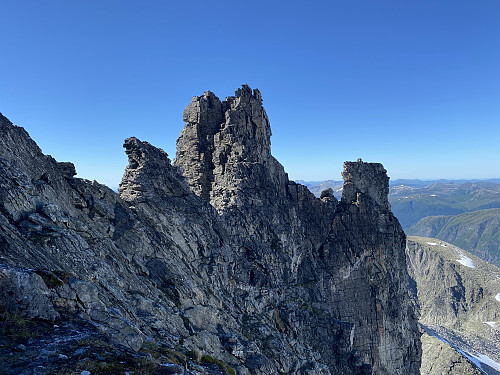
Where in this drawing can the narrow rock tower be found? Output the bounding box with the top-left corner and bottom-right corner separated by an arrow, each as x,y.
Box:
175,85 -> 422,374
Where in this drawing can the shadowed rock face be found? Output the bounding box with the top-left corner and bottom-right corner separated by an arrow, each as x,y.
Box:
0,86 -> 420,375
175,85 -> 282,211
175,85 -> 421,374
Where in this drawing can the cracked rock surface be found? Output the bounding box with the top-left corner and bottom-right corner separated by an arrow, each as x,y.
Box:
0,86 -> 420,374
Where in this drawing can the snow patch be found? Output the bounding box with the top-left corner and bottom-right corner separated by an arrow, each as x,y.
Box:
455,348 -> 486,373
440,243 -> 447,247
423,324 -> 500,374
457,253 -> 475,268
485,322 -> 496,328
430,194 -> 438,197
495,293 -> 500,302
427,242 -> 437,246
473,353 -> 500,372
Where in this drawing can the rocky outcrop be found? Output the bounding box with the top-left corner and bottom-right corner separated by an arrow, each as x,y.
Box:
341,160 -> 390,211
420,332 -> 483,375
0,86 -> 420,375
0,265 -> 59,321
407,237 -> 500,374
176,85 -> 286,212
175,86 -> 420,374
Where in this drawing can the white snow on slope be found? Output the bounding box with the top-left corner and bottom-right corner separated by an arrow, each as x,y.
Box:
427,242 -> 437,246
455,348 -> 487,374
472,353 -> 500,372
457,253 -> 475,268
485,322 -> 496,328
423,325 -> 500,374
496,293 -> 500,302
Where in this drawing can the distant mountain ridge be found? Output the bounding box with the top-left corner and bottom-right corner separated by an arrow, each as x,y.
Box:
390,181 -> 500,229
295,180 -> 343,199
299,179 -> 500,230
299,178 -> 500,188
407,208 -> 500,266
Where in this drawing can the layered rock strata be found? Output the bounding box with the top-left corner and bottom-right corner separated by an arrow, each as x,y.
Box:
0,86 -> 420,374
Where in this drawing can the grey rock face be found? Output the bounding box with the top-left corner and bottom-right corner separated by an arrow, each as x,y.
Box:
342,160 -> 390,210
407,237 -> 500,374
176,84 -> 283,212
0,265 -> 59,321
175,86 -> 420,374
420,332 -> 483,375
0,86 -> 420,375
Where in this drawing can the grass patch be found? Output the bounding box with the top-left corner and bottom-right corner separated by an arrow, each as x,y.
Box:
0,313 -> 45,342
74,358 -> 157,375
34,270 -> 65,288
201,354 -> 236,375
140,341 -> 187,366
73,337 -> 115,351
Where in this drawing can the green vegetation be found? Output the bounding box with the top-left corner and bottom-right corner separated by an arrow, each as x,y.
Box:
141,340 -> 187,365
200,354 -> 236,375
0,312 -> 45,342
74,359 -> 157,375
389,182 -> 500,229
34,270 -> 65,288
407,208 -> 500,265
185,350 -> 235,375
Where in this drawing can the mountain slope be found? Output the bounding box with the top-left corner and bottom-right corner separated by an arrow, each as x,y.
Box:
406,236 -> 500,374
0,86 -> 421,374
407,208 -> 500,266
391,182 -> 500,229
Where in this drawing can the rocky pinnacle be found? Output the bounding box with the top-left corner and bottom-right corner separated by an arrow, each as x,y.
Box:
0,88 -> 421,374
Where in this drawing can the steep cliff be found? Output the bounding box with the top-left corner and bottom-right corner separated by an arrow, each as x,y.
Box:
0,86 -> 420,374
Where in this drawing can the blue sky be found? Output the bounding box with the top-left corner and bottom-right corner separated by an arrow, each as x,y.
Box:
1,1 -> 499,189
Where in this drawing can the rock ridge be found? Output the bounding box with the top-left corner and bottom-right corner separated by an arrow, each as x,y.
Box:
0,88 -> 420,374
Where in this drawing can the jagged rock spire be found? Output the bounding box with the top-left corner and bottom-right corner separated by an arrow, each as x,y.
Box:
341,160 -> 390,210
175,84 -> 287,211
119,137 -> 191,203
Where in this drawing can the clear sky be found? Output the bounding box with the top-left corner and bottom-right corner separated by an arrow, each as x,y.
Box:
1,1 -> 499,189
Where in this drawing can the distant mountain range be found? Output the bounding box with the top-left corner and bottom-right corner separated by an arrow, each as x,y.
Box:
389,181 -> 500,229
408,208 -> 500,267
299,179 -> 500,229
407,236 -> 500,375
298,178 -> 500,191
295,180 -> 344,198
300,179 -> 500,270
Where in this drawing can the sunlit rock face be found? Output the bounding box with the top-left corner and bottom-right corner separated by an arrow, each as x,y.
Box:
0,87 -> 420,374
